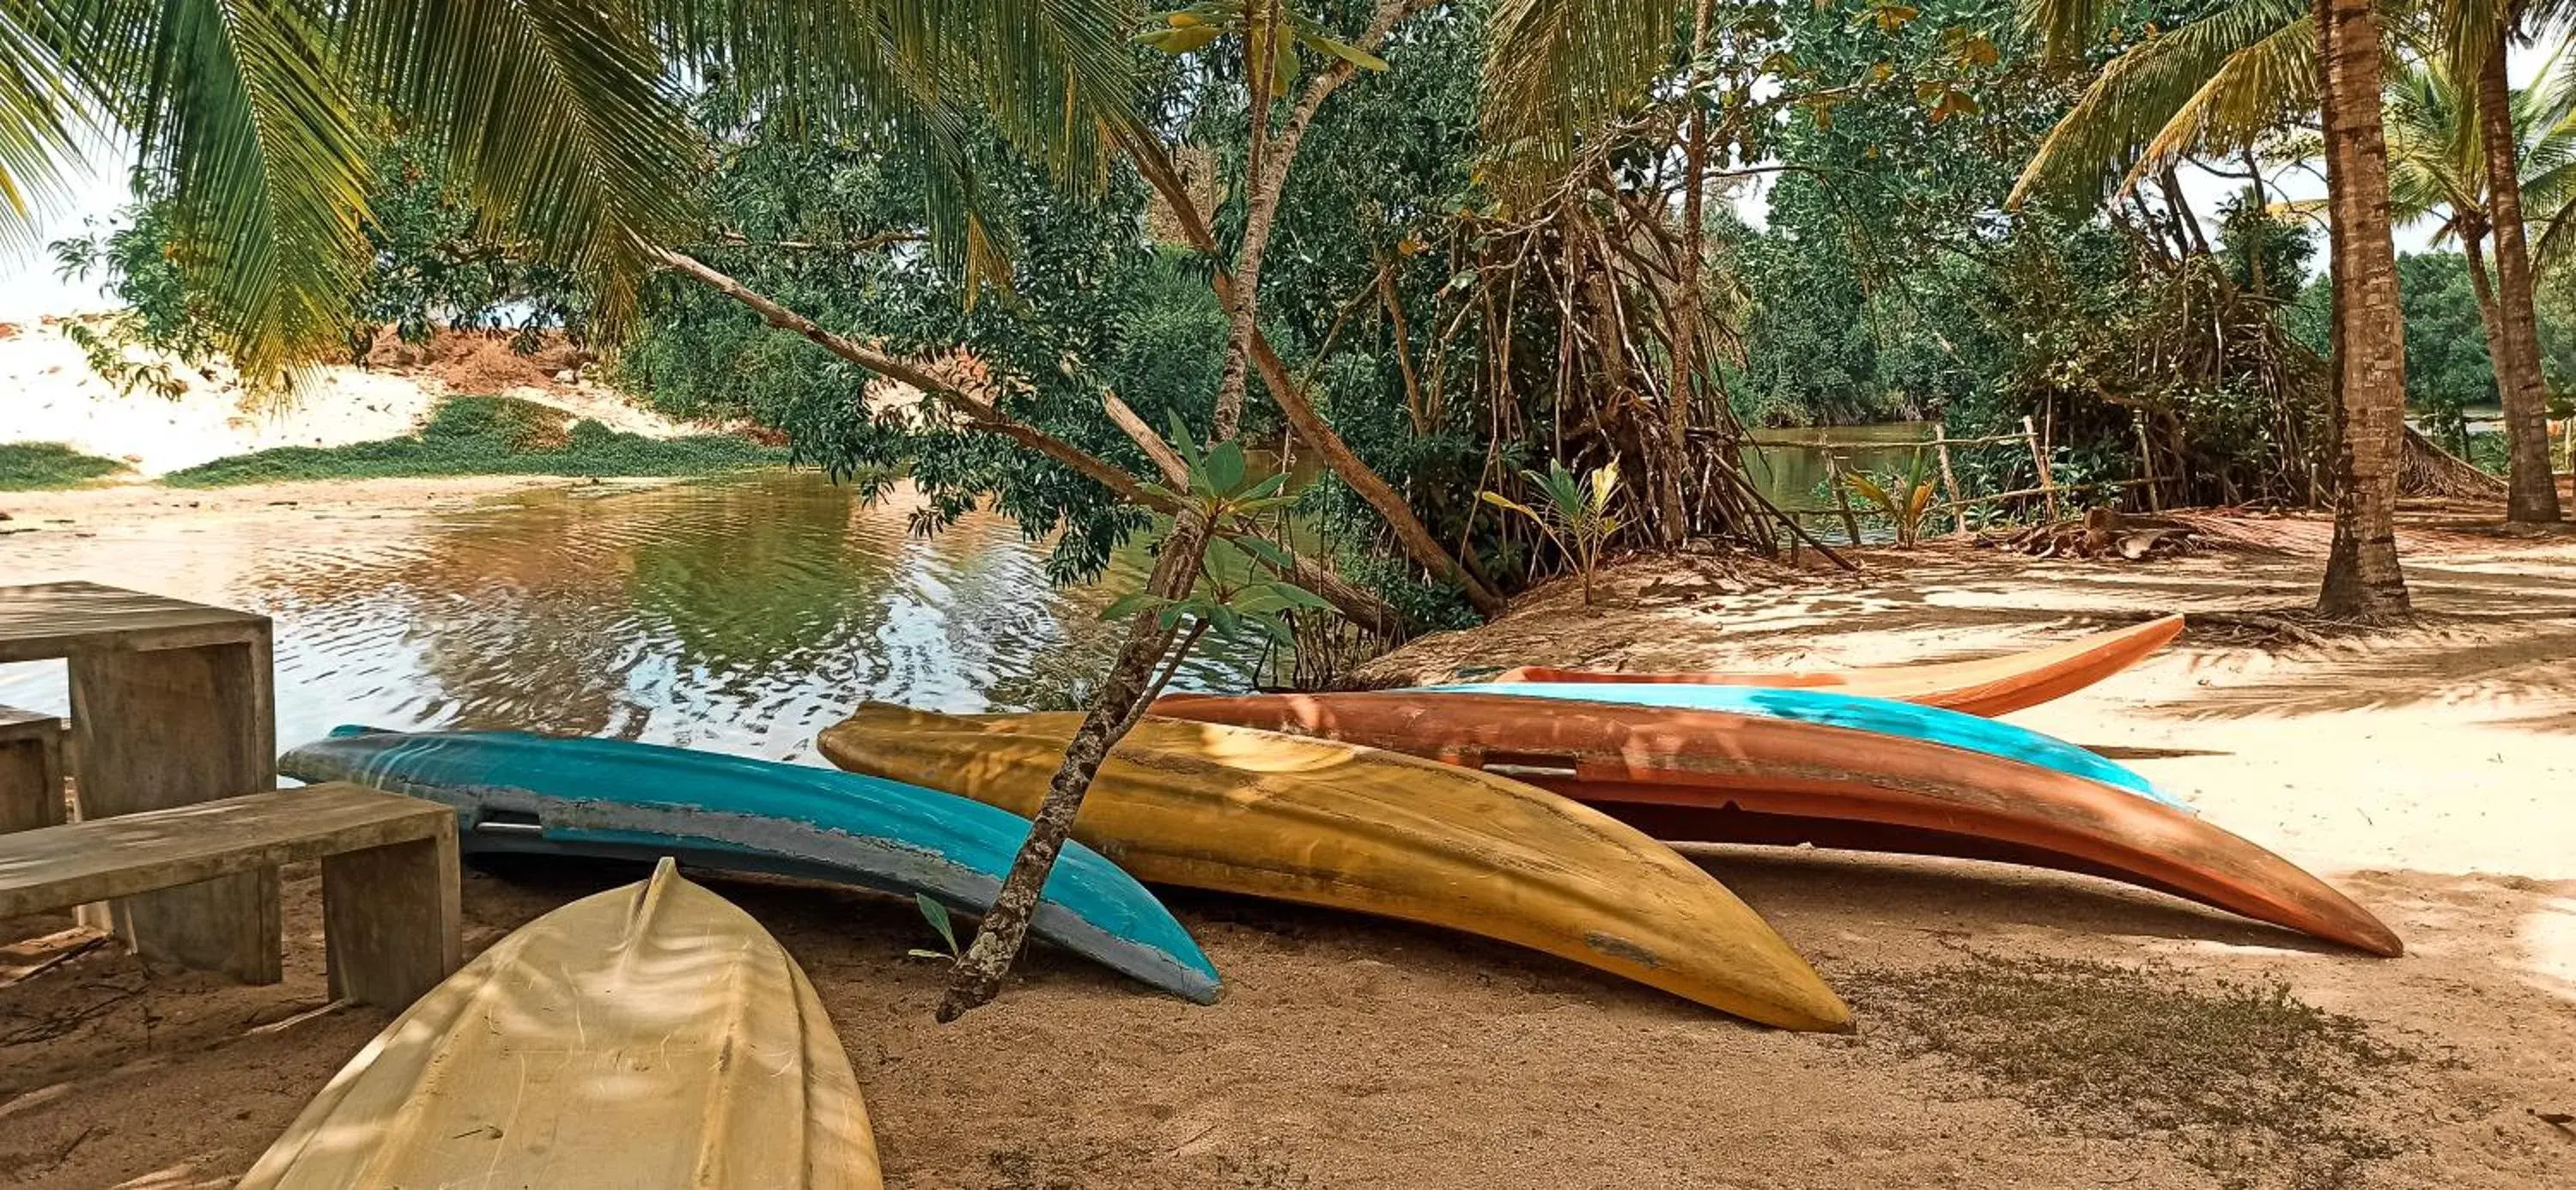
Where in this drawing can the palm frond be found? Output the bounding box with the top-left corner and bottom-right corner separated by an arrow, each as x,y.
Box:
343,0 -> 702,330
50,0 -> 374,383
2010,0 -> 2310,209
0,3 -> 88,252
2022,0 -> 2117,63
1479,0 -> 1674,159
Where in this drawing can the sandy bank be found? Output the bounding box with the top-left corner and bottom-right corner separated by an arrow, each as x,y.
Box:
0,506 -> 2571,1188
0,320 -> 700,477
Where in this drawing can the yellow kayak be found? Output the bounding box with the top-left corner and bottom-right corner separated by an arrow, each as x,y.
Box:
819,705 -> 1850,1031
239,859 -> 880,1188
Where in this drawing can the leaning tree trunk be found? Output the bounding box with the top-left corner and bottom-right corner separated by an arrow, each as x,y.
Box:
2464,227 -> 2505,357
938,0 -> 1424,1020
2475,22 -> 2564,523
2316,0 -> 2413,618
934,514 -> 1208,1020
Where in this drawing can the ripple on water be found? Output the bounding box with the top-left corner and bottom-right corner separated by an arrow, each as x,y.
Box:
0,472 -> 1265,761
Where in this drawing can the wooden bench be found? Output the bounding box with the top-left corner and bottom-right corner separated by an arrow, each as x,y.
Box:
0,783 -> 461,1008
0,707 -> 64,834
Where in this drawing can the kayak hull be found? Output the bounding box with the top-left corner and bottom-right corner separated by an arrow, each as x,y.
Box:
818,704 -> 1852,1031
1410,680 -> 2175,807
1492,614 -> 2186,717
240,859 -> 881,1189
1144,690 -> 2401,957
282,727 -> 1220,1004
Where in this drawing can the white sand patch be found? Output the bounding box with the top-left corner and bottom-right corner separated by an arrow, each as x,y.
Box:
0,319 -> 695,477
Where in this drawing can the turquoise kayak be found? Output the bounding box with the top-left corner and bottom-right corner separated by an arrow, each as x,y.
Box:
281,726 -> 1221,1004
1414,683 -> 2182,809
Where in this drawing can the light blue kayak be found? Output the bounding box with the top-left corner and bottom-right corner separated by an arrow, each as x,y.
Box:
281,726 -> 1221,1004
1413,683 -> 2184,810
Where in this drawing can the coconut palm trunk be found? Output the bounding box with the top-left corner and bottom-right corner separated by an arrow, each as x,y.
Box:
2464,227 -> 2509,452
2473,19 -> 2564,522
2317,0 -> 2415,618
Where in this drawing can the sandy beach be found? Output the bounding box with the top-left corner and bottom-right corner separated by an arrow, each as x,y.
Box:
1,501 -> 2572,1188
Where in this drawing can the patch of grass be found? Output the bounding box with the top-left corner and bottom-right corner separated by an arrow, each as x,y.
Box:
1862,954 -> 2415,1189
161,396 -> 786,488
0,442 -> 129,490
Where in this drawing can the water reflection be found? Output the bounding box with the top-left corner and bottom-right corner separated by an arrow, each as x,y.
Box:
0,472 -> 1260,762
1741,422 -> 1941,515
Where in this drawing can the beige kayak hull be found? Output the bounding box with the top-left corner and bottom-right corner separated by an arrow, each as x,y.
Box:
1493,615 -> 2186,716
239,859 -> 879,1189
819,705 -> 1850,1031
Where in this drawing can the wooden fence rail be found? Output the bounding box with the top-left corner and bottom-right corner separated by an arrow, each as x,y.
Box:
1761,423 -> 2146,546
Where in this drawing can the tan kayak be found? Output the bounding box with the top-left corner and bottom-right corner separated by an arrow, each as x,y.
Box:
818,705 -> 1850,1031
239,859 -> 880,1189
1492,615 -> 2185,717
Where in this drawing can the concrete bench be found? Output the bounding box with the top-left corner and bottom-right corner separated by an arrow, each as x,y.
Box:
0,707 -> 64,834
0,783 -> 461,1008
3,582 -> 278,979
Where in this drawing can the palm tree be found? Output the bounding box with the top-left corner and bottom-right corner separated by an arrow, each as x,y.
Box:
0,1 -> 1375,1017
2016,0 -> 2413,617
2453,0 -> 2562,522
2383,51 -> 2576,474
0,3 -> 1142,381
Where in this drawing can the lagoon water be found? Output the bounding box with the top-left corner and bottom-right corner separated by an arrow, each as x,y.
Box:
0,471 -> 1263,763
1741,421 -> 1943,515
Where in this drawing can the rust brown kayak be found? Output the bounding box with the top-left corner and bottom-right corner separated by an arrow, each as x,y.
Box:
1148,689 -> 2402,956
1492,615 -> 2185,717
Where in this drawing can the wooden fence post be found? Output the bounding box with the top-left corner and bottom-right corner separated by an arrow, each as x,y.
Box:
1933,428 -> 1966,535
2022,415 -> 2060,523
2133,418 -> 2161,512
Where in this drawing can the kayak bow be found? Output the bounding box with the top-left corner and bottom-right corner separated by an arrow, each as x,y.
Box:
240,859 -> 882,1188
283,726 -> 1221,1004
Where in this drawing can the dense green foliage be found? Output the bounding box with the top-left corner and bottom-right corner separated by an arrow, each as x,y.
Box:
2397,253 -> 2500,452
162,397 -> 781,488
0,442 -> 130,490
46,0 -> 2564,613
614,83 -> 1200,585
54,140 -> 587,374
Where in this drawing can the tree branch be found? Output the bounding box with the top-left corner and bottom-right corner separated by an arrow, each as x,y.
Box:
648,246 -> 1405,635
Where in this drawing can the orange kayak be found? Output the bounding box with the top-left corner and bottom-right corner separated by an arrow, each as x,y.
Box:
1149,689 -> 2401,956
1491,615 -> 2185,717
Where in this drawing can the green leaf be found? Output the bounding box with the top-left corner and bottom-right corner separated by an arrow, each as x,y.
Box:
1200,440 -> 1248,495
1301,33 -> 1388,71
1102,592 -> 1169,621
1154,25 -> 1221,53
1267,581 -> 1333,610
914,892 -> 960,956
1232,536 -> 1296,570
